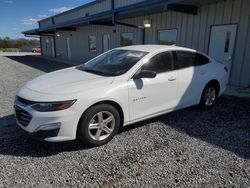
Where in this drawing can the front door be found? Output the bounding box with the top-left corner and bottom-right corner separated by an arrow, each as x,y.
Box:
128,51 -> 178,121
103,34 -> 111,52
66,37 -> 71,61
209,24 -> 237,83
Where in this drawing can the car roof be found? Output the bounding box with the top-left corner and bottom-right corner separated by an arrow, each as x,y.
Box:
116,45 -> 196,53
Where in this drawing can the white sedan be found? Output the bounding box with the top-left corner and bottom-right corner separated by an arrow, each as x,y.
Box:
14,45 -> 228,146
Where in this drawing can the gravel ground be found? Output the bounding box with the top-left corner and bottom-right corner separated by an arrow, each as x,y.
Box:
0,54 -> 250,188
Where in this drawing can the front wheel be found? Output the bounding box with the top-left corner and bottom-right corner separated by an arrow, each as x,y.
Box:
200,84 -> 218,109
77,104 -> 120,147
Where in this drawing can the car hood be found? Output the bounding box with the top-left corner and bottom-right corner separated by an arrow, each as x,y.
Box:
25,67 -> 115,95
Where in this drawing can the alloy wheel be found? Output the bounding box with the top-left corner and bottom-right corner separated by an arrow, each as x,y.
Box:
88,111 -> 115,141
204,87 -> 216,107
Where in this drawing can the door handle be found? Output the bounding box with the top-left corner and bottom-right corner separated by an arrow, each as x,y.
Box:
168,77 -> 176,81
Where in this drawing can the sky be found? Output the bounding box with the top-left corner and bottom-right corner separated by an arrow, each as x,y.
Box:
0,0 -> 94,39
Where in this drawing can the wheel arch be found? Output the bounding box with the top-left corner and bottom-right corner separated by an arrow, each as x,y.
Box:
205,79 -> 220,95
200,79 -> 220,103
77,100 -> 125,135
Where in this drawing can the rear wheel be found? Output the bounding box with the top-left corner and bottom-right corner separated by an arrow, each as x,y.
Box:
200,83 -> 218,109
77,104 -> 120,147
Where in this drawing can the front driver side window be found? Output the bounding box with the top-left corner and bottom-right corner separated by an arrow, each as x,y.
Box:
141,51 -> 173,73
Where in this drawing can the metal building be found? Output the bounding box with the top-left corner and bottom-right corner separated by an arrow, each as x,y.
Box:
23,0 -> 250,87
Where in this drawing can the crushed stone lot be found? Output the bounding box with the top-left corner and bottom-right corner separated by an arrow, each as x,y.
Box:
0,54 -> 250,187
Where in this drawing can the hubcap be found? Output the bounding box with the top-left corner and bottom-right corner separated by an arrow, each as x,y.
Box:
88,111 -> 115,141
204,87 -> 216,107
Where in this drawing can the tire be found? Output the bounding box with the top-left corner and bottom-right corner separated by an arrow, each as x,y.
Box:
77,104 -> 120,147
199,83 -> 219,109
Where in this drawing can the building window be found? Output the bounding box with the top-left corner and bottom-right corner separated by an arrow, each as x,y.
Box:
158,29 -> 177,45
224,31 -> 231,53
121,33 -> 133,47
89,35 -> 97,52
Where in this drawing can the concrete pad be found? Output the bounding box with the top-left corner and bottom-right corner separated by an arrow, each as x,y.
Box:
224,85 -> 250,98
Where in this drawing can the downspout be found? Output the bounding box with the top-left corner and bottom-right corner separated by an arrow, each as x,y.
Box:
142,28 -> 145,45
38,22 -> 43,56
39,37 -> 43,56
53,35 -> 57,58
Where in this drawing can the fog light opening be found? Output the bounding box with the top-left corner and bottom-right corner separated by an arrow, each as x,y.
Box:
35,122 -> 61,132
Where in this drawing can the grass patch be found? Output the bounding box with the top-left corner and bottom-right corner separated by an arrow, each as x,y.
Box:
0,48 -> 21,52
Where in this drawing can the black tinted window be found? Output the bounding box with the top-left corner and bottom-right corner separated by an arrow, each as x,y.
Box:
176,51 -> 210,69
142,51 -> 173,73
176,51 -> 195,69
196,53 -> 210,66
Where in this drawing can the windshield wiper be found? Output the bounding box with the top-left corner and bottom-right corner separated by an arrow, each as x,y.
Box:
83,69 -> 114,77
84,69 -> 101,75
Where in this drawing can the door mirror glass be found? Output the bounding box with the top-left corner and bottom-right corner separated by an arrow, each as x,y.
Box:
133,70 -> 157,79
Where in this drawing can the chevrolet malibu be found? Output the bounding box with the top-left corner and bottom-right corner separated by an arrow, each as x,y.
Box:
14,45 -> 228,146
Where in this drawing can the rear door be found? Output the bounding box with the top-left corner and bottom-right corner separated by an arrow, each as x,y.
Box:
128,51 -> 178,121
174,51 -> 210,108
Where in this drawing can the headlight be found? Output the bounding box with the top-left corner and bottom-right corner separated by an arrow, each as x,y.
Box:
31,100 -> 76,112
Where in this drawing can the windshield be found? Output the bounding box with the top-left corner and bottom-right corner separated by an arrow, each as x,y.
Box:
77,49 -> 148,76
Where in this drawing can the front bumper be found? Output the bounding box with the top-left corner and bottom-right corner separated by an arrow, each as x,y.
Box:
14,100 -> 81,142
18,125 -> 60,141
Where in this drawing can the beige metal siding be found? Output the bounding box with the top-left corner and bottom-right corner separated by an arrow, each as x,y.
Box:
230,0 -> 250,86
197,5 -> 208,52
240,21 -> 250,86
115,0 -> 147,8
54,23 -> 141,64
54,0 -> 112,24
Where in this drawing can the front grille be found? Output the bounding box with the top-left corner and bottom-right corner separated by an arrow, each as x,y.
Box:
15,105 -> 32,127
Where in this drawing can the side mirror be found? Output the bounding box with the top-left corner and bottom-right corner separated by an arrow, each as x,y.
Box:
133,70 -> 157,79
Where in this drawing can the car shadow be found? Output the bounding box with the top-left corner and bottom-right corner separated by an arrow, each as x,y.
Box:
0,115 -> 88,157
121,96 -> 250,159
6,55 -> 72,73
0,96 -> 249,158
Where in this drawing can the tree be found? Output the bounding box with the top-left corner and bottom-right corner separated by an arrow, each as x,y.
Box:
4,37 -> 10,40
0,37 -> 40,48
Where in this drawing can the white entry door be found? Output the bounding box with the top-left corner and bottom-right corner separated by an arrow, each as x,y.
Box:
66,37 -> 71,61
209,25 -> 237,82
103,34 -> 111,52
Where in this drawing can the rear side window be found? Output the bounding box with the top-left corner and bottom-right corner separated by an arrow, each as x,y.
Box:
175,51 -> 210,69
196,53 -> 210,66
176,51 -> 195,69
142,51 -> 173,73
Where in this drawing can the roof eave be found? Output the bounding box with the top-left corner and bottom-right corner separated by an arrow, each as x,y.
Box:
22,28 -> 40,35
